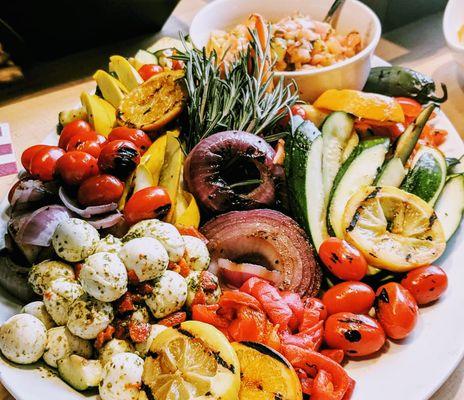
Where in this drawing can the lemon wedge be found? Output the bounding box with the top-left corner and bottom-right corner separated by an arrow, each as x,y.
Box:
142,321 -> 240,400
343,186 -> 446,272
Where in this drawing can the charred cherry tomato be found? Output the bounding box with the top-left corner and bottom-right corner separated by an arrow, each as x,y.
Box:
108,127 -> 152,154
78,174 -> 124,206
58,119 -> 92,149
21,144 -> 49,172
66,131 -> 106,158
56,151 -> 99,186
319,238 -> 368,281
375,282 -> 418,340
98,140 -> 140,180
324,312 -> 386,357
401,265 -> 448,305
395,97 -> 422,119
124,186 -> 171,225
138,64 -> 164,81
322,281 -> 375,315
29,146 -> 65,181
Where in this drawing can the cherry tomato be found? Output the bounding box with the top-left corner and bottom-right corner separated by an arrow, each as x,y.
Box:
171,60 -> 184,70
108,127 -> 152,154
58,119 -> 92,149
395,97 -> 422,119
322,282 -> 375,315
78,174 -> 124,206
324,312 -> 386,357
138,64 -> 164,81
124,186 -> 171,225
56,151 -> 99,186
319,238 -> 368,281
98,140 -> 140,180
375,282 -> 418,340
66,131 -> 106,158
401,265 -> 448,305
29,146 -> 65,181
21,144 -> 49,172
291,104 -> 307,119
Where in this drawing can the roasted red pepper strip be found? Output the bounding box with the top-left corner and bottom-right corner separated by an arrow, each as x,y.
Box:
228,306 -> 267,343
158,311 -> 187,327
281,291 -> 305,331
177,226 -> 208,243
280,320 -> 324,351
191,304 -> 229,329
117,293 -> 137,313
219,290 -> 263,311
94,325 -> 115,350
320,349 -> 345,365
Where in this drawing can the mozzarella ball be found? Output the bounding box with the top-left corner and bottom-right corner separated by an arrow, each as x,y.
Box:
67,297 -> 114,340
99,352 -> 143,400
95,235 -> 122,254
134,324 -> 167,357
28,260 -> 75,295
52,218 -> 99,262
99,339 -> 134,367
124,219 -> 185,262
43,278 -> 85,326
21,301 -> 56,329
131,307 -> 150,324
0,314 -> 47,364
43,326 -> 92,368
182,235 -> 210,271
145,270 -> 187,318
79,252 -> 127,302
185,271 -> 221,308
119,237 -> 168,282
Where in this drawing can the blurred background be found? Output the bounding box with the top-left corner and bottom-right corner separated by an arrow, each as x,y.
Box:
0,0 -> 450,104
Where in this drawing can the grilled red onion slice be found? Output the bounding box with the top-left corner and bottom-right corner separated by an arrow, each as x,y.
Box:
59,187 -> 118,218
184,131 -> 278,213
86,212 -> 124,229
217,258 -> 281,288
202,209 -> 321,297
9,179 -> 57,211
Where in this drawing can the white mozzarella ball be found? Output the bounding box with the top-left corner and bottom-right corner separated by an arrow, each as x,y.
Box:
124,219 -> 185,262
67,297 -> 114,340
21,301 -> 56,329
99,339 -> 134,367
185,270 -> 221,308
43,326 -> 92,368
79,252 -> 127,302
52,218 -> 99,262
119,237 -> 168,282
134,324 -> 167,357
28,260 -> 75,295
99,352 -> 143,400
182,235 -> 210,271
0,314 -> 47,364
145,270 -> 187,318
43,278 -> 85,326
95,235 -> 122,254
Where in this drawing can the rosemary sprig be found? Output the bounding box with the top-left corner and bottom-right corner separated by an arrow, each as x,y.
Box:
174,29 -> 298,151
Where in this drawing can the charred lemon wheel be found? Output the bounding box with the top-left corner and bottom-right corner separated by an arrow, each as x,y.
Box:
117,70 -> 186,131
142,320 -> 240,400
232,342 -> 302,400
343,186 -> 446,272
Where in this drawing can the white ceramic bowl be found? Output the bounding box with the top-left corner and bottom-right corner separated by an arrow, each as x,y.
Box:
190,0 -> 381,102
443,0 -> 464,70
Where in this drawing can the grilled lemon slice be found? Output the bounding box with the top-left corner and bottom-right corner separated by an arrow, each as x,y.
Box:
232,342 -> 302,400
117,70 -> 186,131
343,186 -> 446,272
142,321 -> 240,400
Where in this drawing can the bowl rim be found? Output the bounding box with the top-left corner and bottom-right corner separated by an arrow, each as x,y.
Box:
189,0 -> 382,77
443,0 -> 464,52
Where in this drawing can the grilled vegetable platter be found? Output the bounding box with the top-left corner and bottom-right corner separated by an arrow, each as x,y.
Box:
0,20 -> 463,400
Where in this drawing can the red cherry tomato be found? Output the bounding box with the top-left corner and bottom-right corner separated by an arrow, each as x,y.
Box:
171,60 -> 184,70
124,186 -> 171,225
66,131 -> 106,158
56,151 -> 99,186
375,282 -> 418,340
322,281 -> 375,315
324,312 -> 386,357
319,238 -> 368,281
58,119 -> 92,149
401,265 -> 448,305
108,127 -> 152,154
291,104 -> 307,119
138,64 -> 164,81
21,144 -> 49,172
395,97 -> 422,119
29,146 -> 65,181
98,140 -> 140,180
77,174 -> 124,206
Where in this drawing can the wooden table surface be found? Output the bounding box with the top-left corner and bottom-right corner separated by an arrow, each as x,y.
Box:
0,2 -> 463,399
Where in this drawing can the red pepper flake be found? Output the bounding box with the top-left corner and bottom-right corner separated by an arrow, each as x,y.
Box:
128,320 -> 151,343
158,311 -> 187,327
94,325 -> 115,350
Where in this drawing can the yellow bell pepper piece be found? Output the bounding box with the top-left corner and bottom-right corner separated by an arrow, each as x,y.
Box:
140,134 -> 168,186
109,55 -> 144,91
175,191 -> 200,229
313,89 -> 405,123
80,92 -> 116,136
93,70 -> 128,108
118,171 -> 135,210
